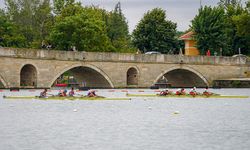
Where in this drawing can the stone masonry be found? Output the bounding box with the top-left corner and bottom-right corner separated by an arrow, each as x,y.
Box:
0,48 -> 249,88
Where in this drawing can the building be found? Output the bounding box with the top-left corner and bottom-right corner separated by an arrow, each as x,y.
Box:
179,31 -> 200,56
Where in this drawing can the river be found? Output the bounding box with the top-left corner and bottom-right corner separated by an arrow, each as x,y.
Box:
0,88 -> 250,150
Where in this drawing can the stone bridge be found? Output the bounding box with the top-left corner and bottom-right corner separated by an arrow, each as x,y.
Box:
0,48 -> 249,88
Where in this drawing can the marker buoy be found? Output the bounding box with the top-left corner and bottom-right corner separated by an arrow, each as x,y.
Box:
173,111 -> 180,114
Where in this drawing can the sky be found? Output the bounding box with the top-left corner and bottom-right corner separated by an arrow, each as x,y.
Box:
0,0 -> 247,32
79,0 -> 219,32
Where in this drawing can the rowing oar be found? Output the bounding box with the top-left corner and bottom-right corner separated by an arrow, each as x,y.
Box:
74,93 -> 84,97
47,93 -> 56,97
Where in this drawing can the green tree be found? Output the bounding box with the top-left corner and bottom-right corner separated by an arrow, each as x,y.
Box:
33,0 -> 54,48
216,0 -> 249,55
53,0 -> 75,15
50,4 -> 114,51
132,8 -> 177,54
191,6 -> 226,55
0,10 -> 26,47
106,2 -> 133,52
222,4 -> 248,55
232,1 -> 250,55
218,0 -> 241,8
4,0 -> 53,48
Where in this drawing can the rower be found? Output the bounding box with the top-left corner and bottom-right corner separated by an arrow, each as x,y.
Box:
69,87 -> 75,96
160,89 -> 169,96
40,89 -> 47,98
58,89 -> 67,97
176,88 -> 185,95
87,90 -> 96,97
203,86 -> 211,96
189,87 -> 197,97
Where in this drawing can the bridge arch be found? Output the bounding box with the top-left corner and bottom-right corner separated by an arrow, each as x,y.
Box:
49,64 -> 114,88
20,64 -> 37,87
127,66 -> 139,86
154,66 -> 209,87
0,74 -> 7,88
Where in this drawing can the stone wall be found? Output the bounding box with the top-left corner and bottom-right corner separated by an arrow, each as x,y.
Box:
0,47 -> 248,65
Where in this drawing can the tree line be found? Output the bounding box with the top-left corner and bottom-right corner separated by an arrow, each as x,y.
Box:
192,0 -> 250,55
0,0 -> 249,55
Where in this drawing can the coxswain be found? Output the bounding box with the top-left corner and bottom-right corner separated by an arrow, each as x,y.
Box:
87,90 -> 96,97
69,87 -> 75,96
40,89 -> 47,98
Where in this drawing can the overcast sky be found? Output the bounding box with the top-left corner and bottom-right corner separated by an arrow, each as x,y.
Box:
0,0 -> 247,32
79,0 -> 220,32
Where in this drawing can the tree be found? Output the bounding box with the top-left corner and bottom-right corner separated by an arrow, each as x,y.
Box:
232,1 -> 250,55
106,2 -> 133,52
191,6 -> 226,55
132,8 -> 177,54
33,0 -> 54,47
50,4 -> 114,51
4,0 -> 53,48
53,0 -> 75,15
222,4 -> 248,55
218,0 -> 241,8
217,0 -> 249,55
0,10 -> 26,47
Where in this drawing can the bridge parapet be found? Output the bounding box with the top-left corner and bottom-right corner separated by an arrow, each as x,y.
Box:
0,47 -> 248,65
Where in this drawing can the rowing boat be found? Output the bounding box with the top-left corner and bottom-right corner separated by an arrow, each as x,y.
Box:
3,96 -> 131,101
126,94 -> 249,98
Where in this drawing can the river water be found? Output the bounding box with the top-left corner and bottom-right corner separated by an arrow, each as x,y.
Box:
0,88 -> 250,150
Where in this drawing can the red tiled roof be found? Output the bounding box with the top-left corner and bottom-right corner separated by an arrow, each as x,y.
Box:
179,31 -> 194,40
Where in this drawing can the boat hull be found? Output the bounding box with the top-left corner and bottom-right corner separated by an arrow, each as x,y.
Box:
126,94 -> 249,98
3,96 -> 131,100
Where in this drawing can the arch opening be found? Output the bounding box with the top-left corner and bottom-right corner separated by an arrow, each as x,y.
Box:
20,64 -> 37,87
127,67 -> 138,86
52,66 -> 113,88
156,69 -> 207,88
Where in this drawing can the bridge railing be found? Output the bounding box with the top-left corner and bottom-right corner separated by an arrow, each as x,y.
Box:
0,47 -> 248,65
